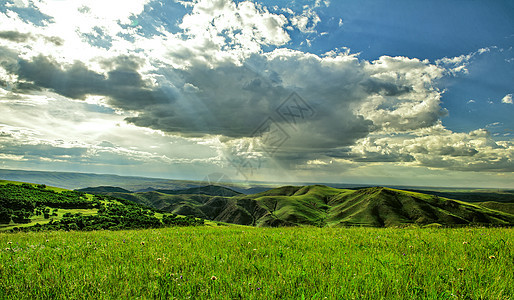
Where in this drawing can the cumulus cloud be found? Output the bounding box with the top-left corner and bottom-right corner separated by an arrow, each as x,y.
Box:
290,6 -> 321,33
175,0 -> 290,64
356,56 -> 447,132
345,123 -> 514,172
1,35 -> 457,168
436,47 -> 492,75
4,54 -> 175,111
0,0 -> 512,179
501,93 -> 513,104
66,47 -> 450,167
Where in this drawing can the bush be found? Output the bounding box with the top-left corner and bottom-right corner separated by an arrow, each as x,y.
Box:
0,208 -> 12,224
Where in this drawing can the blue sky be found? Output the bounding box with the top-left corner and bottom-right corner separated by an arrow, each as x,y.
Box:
0,0 -> 513,188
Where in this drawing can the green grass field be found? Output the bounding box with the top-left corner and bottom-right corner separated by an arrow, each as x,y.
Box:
1,226 -> 512,299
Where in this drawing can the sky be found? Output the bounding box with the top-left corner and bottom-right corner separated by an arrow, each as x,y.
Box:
0,0 -> 513,188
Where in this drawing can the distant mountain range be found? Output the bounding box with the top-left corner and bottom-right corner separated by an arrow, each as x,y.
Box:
78,184 -> 514,227
0,168 -> 200,190
0,168 -> 273,193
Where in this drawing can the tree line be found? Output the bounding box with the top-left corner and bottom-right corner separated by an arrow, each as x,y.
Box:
0,183 -> 204,231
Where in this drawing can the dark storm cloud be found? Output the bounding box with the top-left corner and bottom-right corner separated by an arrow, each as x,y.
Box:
126,63 -> 292,137
126,65 -> 369,151
15,55 -> 106,98
1,45 -> 453,166
8,54 -> 175,110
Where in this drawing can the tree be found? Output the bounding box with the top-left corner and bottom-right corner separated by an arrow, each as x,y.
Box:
12,210 -> 31,224
0,208 -> 11,224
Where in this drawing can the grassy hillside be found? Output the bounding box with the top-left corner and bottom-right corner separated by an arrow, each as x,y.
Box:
407,188 -> 514,203
326,187 -> 514,227
479,202 -> 514,215
1,226 -> 512,299
0,181 -> 204,232
90,184 -> 514,227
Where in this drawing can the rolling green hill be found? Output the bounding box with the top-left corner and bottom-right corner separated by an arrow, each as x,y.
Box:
84,184 -> 514,227
325,187 -> 513,227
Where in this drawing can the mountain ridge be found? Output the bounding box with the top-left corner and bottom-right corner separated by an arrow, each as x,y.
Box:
80,184 -> 514,228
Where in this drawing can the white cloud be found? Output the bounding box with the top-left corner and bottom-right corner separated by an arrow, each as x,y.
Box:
501,93 -> 513,104
175,0 -> 290,65
346,123 -> 514,172
290,6 -> 321,33
356,56 -> 446,132
0,0 -> 152,70
1,0 -> 512,182
436,47 -> 493,75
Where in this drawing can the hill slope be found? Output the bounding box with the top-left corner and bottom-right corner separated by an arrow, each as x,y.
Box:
407,188 -> 514,203
88,184 -> 514,227
326,187 -> 513,227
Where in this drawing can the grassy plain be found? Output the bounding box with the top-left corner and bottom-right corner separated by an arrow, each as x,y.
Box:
0,226 -> 512,299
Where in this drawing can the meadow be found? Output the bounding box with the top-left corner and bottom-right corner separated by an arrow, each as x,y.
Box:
0,226 -> 512,299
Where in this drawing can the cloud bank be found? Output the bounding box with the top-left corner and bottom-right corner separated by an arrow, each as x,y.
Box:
0,0 -> 513,183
